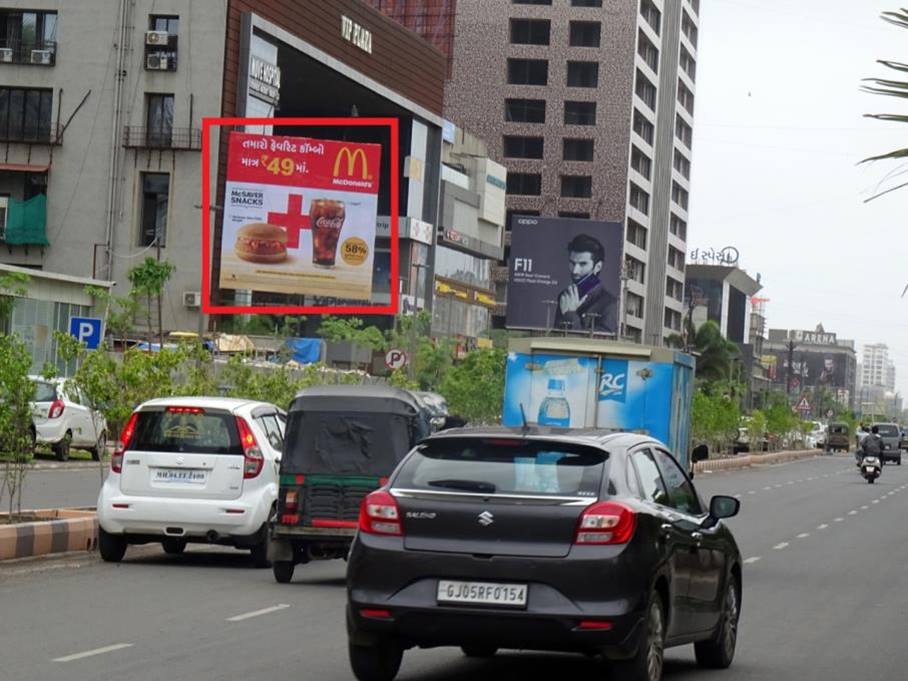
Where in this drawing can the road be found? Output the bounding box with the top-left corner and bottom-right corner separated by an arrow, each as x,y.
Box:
4,454 -> 908,680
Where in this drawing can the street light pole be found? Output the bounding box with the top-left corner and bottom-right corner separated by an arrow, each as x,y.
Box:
409,262 -> 428,380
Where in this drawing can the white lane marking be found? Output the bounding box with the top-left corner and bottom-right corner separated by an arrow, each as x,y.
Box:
797,533 -> 810,539
733,494 -> 742,499
817,524 -> 829,530
773,542 -> 789,550
835,517 -> 844,522
848,510 -> 858,515
226,604 -> 291,622
763,486 -> 772,491
748,490 -> 756,495
786,481 -> 794,485
53,643 -> 133,662
862,505 -> 869,510
743,556 -> 761,564
873,500 -> 880,504
774,484 -> 783,488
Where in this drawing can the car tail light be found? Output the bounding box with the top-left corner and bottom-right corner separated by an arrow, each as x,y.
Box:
167,406 -> 205,414
48,398 -> 65,419
285,490 -> 299,512
358,490 -> 402,536
111,412 -> 139,474
574,501 -> 636,545
236,417 -> 264,479
360,608 -> 393,620
577,620 -> 613,631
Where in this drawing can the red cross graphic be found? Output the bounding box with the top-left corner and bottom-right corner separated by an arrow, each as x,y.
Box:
267,194 -> 310,248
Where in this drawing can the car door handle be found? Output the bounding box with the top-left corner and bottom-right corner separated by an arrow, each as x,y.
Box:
660,523 -> 673,537
691,532 -> 703,544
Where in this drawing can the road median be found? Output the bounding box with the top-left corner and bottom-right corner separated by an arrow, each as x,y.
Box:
0,508 -> 97,562
694,449 -> 825,474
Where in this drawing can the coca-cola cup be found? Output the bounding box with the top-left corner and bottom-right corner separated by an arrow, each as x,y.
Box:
310,199 -> 346,267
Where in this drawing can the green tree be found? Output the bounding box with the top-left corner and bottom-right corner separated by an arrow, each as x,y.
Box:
85,285 -> 139,349
691,390 -> 740,455
691,321 -> 739,384
0,334 -> 36,517
317,316 -> 386,351
127,258 -> 175,348
438,348 -> 507,424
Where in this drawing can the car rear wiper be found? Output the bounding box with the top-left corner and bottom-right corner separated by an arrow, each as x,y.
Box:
428,479 -> 496,494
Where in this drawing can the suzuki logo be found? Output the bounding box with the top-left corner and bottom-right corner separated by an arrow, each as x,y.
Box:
176,456 -> 185,465
333,147 -> 369,179
478,511 -> 494,526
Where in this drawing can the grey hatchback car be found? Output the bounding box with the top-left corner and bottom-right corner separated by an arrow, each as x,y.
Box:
346,428 -> 742,681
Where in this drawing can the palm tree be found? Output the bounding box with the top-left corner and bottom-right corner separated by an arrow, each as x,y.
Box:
691,320 -> 739,383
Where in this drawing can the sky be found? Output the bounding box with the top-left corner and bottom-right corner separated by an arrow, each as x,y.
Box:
689,0 -> 908,393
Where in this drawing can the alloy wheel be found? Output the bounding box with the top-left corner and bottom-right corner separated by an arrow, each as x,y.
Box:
723,582 -> 739,660
646,600 -> 664,681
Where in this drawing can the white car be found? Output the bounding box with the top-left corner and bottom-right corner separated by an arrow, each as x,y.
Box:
97,397 -> 286,566
30,376 -> 108,461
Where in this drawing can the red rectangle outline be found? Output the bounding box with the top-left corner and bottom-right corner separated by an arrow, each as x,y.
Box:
201,117 -> 400,316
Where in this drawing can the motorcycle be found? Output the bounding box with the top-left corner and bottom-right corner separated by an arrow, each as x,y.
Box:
861,455 -> 882,484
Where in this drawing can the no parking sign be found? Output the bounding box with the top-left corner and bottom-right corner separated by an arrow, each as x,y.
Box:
385,349 -> 408,371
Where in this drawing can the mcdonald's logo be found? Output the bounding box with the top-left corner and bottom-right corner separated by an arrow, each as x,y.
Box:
333,147 -> 370,179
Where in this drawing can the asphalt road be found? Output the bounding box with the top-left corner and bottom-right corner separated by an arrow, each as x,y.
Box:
4,454 -> 908,681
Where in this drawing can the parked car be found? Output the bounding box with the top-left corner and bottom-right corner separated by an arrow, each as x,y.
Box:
872,422 -> 902,465
347,427 -> 743,681
29,376 -> 108,461
96,397 -> 286,565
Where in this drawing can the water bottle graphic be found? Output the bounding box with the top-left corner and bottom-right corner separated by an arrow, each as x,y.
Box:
538,377 -> 571,427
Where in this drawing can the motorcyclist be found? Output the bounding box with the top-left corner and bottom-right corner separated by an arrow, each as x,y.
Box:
860,425 -> 884,467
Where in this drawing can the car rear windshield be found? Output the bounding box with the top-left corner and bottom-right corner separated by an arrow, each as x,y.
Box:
877,425 -> 900,436
829,425 -> 848,434
393,438 -> 607,498
32,381 -> 57,402
131,410 -> 243,455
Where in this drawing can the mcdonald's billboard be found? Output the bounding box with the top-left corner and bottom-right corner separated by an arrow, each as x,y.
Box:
218,131 -> 382,302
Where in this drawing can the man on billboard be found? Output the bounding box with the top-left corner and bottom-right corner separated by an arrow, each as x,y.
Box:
819,356 -> 836,385
553,233 -> 617,333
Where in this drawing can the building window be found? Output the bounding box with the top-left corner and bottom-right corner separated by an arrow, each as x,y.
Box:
507,173 -> 542,196
572,0 -> 603,6
570,21 -> 601,48
625,255 -> 645,284
0,87 -> 53,142
561,175 -> 592,198
668,245 -> 685,270
677,79 -> 695,114
664,307 -> 682,331
675,114 -> 692,148
670,214 -> 687,240
0,10 -> 57,65
682,11 -> 698,47
503,135 -> 544,159
629,182 -> 649,215
637,29 -> 658,73
673,149 -> 691,179
565,100 -> 596,125
567,61 -> 599,88
559,211 -> 590,219
680,46 -> 697,80
635,69 -> 657,110
146,93 -> 174,147
507,58 -> 548,85
563,138 -> 594,162
633,109 -> 654,145
139,173 -> 169,247
691,0 -> 700,15
641,0 -> 661,35
666,277 -> 684,301
146,15 -> 179,71
626,291 -> 645,318
631,146 -> 652,179
627,219 -> 647,249
505,98 -> 546,123
672,181 -> 689,210
510,18 -> 550,45
625,324 -> 643,343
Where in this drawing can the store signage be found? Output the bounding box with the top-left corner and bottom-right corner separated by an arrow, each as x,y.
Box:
689,246 -> 739,266
788,330 -> 837,346
341,15 -> 372,54
248,55 -> 281,104
405,218 -> 434,245
486,174 -> 506,191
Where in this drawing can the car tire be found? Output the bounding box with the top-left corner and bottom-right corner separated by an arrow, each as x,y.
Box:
612,588 -> 665,681
272,560 -> 294,583
694,576 -> 740,669
98,528 -> 127,563
461,646 -> 497,658
348,639 -> 403,681
53,431 -> 71,462
89,431 -> 106,462
250,540 -> 271,569
162,538 -> 186,555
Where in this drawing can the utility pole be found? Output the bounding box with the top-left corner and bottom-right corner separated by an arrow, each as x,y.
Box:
409,262 -> 428,381
786,339 -> 797,398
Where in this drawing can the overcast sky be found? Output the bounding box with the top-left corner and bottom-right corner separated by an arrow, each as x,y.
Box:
690,0 -> 908,393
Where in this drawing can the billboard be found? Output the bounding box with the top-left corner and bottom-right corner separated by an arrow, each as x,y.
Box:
502,353 -> 598,428
597,359 -> 673,447
773,350 -> 848,390
218,132 -> 381,302
506,216 -> 622,333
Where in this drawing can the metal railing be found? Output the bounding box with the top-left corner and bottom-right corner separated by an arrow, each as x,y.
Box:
0,122 -> 63,145
0,39 -> 57,66
123,126 -> 201,151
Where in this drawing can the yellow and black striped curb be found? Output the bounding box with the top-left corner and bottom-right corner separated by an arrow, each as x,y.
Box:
694,450 -> 823,474
0,509 -> 97,561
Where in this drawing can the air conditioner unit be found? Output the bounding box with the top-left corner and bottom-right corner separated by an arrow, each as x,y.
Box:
0,48 -> 13,63
183,291 -> 201,308
145,30 -> 169,46
30,49 -> 53,65
146,54 -> 169,71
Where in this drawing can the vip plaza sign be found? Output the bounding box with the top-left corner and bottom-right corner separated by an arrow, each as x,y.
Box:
218,132 -> 381,302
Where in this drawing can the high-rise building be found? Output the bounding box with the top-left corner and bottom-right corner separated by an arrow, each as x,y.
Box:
861,343 -> 891,388
428,0 -> 699,345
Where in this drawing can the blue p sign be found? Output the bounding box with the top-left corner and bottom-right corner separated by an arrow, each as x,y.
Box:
69,316 -> 103,350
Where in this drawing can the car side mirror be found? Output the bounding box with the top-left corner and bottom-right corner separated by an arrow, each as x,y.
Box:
709,495 -> 740,520
691,444 -> 709,463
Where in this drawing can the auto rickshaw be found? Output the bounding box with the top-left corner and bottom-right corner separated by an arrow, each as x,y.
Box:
268,385 -> 432,583
825,422 -> 851,453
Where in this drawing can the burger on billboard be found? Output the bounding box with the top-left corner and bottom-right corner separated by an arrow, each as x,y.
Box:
506,216 -> 623,333
218,132 -> 381,302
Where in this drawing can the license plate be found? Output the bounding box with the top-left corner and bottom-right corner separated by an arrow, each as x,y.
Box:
153,468 -> 207,485
437,580 -> 527,607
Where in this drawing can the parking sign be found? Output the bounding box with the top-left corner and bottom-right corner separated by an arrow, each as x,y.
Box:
69,316 -> 103,350
385,349 -> 408,370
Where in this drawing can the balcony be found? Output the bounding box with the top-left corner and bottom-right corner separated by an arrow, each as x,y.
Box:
0,39 -> 56,66
123,126 -> 201,151
0,123 -> 63,146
